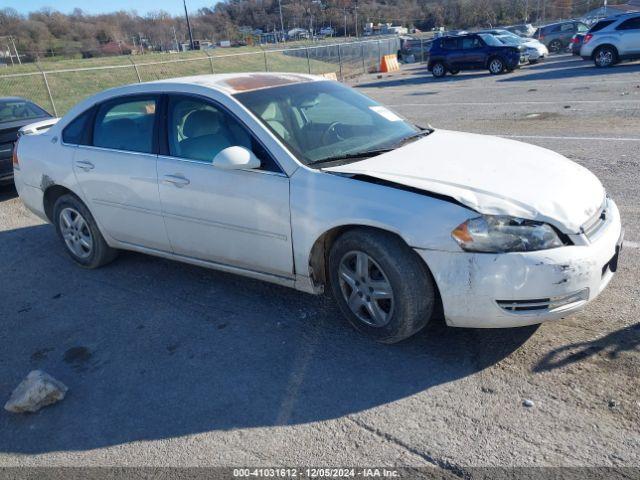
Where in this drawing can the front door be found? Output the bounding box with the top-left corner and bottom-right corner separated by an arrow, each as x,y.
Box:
72,95 -> 170,251
616,16 -> 640,55
461,36 -> 486,68
157,95 -> 293,277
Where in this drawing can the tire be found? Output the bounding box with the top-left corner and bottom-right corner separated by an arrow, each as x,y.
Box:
593,46 -> 617,68
449,68 -> 460,75
549,40 -> 562,53
431,62 -> 446,78
529,59 -> 539,65
328,228 -> 435,344
488,57 -> 505,75
53,193 -> 118,269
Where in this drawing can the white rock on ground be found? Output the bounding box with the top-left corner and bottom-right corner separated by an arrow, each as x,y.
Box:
4,370 -> 68,413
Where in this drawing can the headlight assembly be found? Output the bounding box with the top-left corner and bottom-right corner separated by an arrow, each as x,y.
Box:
451,215 -> 565,253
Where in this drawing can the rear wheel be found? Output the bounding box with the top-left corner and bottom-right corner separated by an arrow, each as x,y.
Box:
488,57 -> 505,74
328,229 -> 435,344
549,40 -> 562,53
449,68 -> 460,75
431,62 -> 446,78
53,194 -> 118,268
594,46 -> 617,68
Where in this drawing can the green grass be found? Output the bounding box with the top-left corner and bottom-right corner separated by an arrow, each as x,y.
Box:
0,49 -> 339,115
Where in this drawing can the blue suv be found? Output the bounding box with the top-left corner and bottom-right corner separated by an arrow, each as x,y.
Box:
428,33 -> 527,77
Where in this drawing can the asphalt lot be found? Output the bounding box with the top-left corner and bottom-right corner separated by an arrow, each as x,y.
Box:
0,53 -> 638,470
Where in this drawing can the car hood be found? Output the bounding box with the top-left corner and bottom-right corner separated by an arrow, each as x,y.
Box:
324,129 -> 605,233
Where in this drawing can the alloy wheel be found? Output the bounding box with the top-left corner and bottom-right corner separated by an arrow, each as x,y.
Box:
489,59 -> 503,74
338,251 -> 394,327
59,207 -> 93,259
432,64 -> 444,77
596,49 -> 613,67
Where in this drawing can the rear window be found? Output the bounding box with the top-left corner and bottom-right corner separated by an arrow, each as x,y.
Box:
0,100 -> 49,124
93,97 -> 157,153
590,20 -> 615,32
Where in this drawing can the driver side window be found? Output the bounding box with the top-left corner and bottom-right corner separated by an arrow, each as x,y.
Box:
167,95 -> 280,172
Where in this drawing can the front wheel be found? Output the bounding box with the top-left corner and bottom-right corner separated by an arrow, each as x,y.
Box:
449,68 -> 460,75
529,59 -> 539,65
328,229 -> 436,343
53,194 -> 118,268
488,57 -> 505,74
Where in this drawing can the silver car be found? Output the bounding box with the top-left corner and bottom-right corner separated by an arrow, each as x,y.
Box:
580,13 -> 640,67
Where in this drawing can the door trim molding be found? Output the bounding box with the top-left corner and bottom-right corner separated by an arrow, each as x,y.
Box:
162,210 -> 288,241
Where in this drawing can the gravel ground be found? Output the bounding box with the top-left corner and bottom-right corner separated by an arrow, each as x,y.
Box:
0,53 -> 638,471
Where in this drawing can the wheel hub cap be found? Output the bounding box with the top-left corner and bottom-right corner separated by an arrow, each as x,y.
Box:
338,251 -> 394,327
60,207 -> 93,259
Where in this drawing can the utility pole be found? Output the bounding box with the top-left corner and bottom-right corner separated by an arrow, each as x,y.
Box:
184,0 -> 195,50
354,0 -> 358,38
603,0 -> 608,16
278,0 -> 285,41
4,43 -> 14,66
9,36 -> 21,64
172,25 -> 180,51
344,7 -> 348,37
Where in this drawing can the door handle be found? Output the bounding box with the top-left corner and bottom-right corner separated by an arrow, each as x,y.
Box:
75,160 -> 95,171
162,174 -> 190,187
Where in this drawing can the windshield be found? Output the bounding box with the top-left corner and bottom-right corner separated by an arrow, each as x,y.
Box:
0,99 -> 49,124
234,81 -> 418,166
496,35 -> 522,46
479,34 -> 503,47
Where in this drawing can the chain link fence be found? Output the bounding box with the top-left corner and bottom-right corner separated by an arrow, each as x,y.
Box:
0,37 -> 402,117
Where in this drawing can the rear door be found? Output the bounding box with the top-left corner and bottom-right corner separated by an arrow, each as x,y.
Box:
443,37 -> 464,68
616,16 -> 640,55
71,95 -> 171,251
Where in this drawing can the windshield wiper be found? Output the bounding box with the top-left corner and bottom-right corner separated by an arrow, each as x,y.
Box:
393,127 -> 434,147
308,147 -> 395,166
308,127 -> 434,167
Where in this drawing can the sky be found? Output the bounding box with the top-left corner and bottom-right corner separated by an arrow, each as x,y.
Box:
3,0 -> 216,16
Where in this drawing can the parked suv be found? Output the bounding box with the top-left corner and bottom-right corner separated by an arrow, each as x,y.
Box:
533,20 -> 589,52
580,13 -> 640,67
428,33 -> 526,77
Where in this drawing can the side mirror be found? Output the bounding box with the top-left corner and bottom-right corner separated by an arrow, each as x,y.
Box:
212,146 -> 261,170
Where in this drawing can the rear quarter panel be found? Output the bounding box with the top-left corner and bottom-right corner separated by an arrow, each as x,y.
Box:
16,129 -> 81,215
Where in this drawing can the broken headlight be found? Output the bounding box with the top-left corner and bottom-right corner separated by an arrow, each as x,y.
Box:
451,215 -> 564,253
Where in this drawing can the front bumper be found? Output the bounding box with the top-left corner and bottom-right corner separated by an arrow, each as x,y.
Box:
417,199 -> 622,328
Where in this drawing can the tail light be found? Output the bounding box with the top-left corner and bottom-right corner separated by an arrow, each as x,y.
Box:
570,37 -> 578,44
538,34 -> 544,41
12,138 -> 20,169
583,33 -> 593,44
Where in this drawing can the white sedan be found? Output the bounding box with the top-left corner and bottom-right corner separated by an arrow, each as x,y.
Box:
13,73 -> 623,343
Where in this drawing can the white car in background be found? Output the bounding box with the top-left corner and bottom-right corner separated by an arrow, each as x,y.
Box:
495,33 -> 550,63
13,73 -> 623,343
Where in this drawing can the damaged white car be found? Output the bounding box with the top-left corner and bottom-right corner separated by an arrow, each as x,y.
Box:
13,73 -> 623,343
